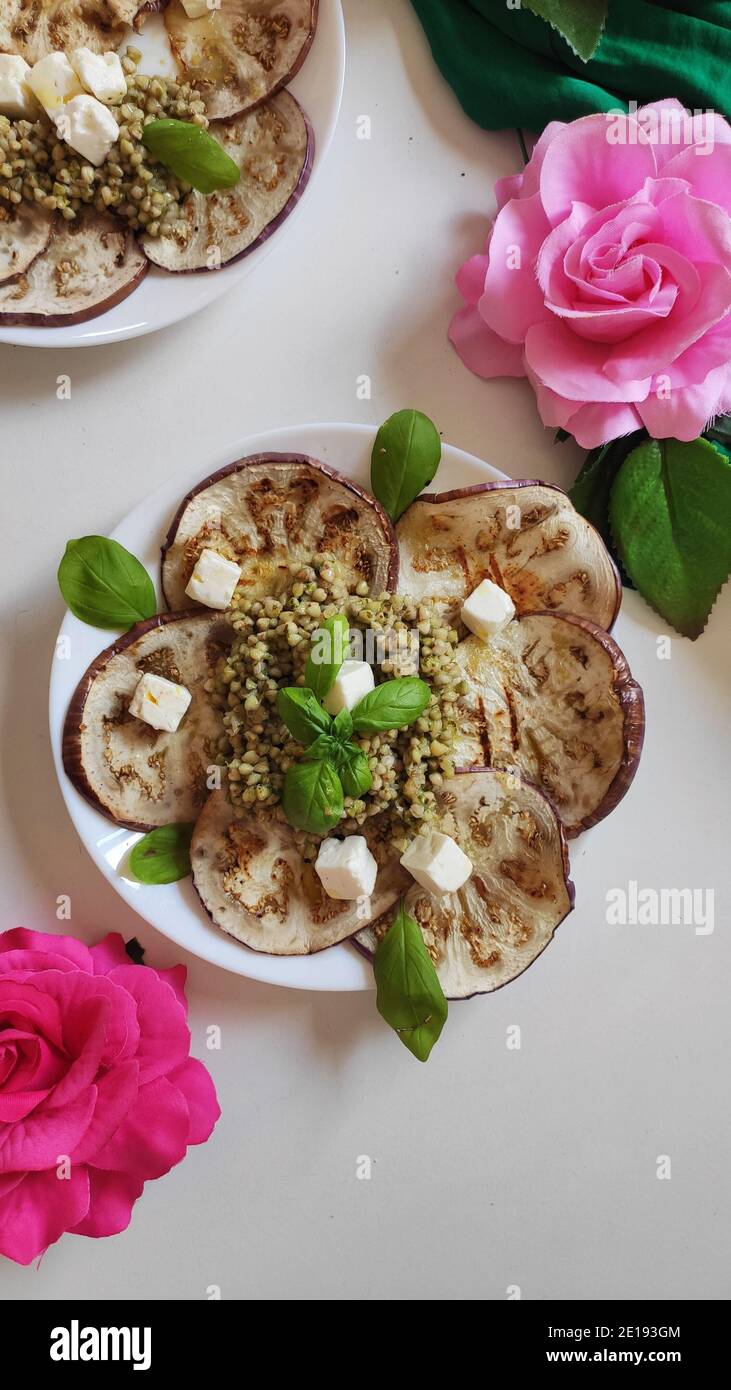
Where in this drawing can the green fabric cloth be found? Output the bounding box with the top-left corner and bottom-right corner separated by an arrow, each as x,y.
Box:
410,0 -> 731,130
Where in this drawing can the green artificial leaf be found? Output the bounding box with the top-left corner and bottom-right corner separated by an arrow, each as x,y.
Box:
282,758 -> 344,834
331,708 -> 354,742
704,413 -> 731,460
305,614 -> 350,700
351,676 -> 431,733
569,430 -> 647,589
609,437 -> 731,638
141,119 -> 240,194
335,743 -> 373,798
373,902 -> 448,1062
523,0 -> 608,62
58,536 -> 157,630
124,937 -> 146,964
128,824 -> 194,885
371,408 -> 441,522
277,687 -> 332,746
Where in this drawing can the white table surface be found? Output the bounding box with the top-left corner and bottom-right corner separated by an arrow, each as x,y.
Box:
0,0 -> 728,1302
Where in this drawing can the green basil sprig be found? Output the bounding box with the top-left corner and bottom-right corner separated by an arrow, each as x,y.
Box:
350,677 -> 430,733
58,536 -> 157,630
282,758 -> 343,835
276,634 -> 430,835
304,614 -> 349,700
141,119 -> 240,194
277,688 -> 332,746
373,901 -> 448,1062
371,408 -> 442,522
128,823 -> 194,885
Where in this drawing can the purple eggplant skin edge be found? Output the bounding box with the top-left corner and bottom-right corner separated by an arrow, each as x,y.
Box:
190,868 -> 367,958
61,608 -> 216,834
160,451 -> 401,607
152,100 -> 315,275
351,764 -> 576,1001
405,478 -> 623,632
462,609 -> 643,840
0,244 -> 148,327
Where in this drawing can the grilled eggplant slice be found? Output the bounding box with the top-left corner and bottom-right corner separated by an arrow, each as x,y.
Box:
161,452 -> 399,609
453,614 -> 644,836
396,481 -> 621,631
63,611 -> 230,832
355,769 -> 574,999
0,209 -> 147,327
0,2 -> 142,61
141,90 -> 313,273
165,0 -> 318,120
0,202 -> 52,284
191,790 -> 410,954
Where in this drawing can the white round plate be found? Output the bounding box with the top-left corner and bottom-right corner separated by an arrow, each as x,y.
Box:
0,2 -> 345,349
49,423 -> 507,989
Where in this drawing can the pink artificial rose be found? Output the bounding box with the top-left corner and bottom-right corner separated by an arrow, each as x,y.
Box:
450,100 -> 731,447
0,928 -> 220,1265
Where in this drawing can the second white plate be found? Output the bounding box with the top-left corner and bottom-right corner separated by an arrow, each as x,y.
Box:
0,1 -> 345,348
49,422 -> 506,989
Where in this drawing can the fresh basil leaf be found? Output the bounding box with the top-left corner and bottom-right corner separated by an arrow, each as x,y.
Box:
338,746 -> 373,798
332,708 -> 354,742
282,758 -> 344,834
371,409 -> 441,522
141,118 -> 240,194
58,536 -> 157,630
277,687 -> 332,746
523,0 -> 608,62
609,437 -> 731,639
374,902 -> 448,1062
351,676 -> 430,733
304,614 -> 349,700
128,823 -> 193,885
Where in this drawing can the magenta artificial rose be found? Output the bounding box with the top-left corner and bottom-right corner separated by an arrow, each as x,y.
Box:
0,928 -> 220,1265
450,100 -> 731,447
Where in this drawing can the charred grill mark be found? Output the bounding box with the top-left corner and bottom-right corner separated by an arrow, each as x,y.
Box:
138,646 -> 182,685
488,553 -> 506,589
102,713 -> 167,799
570,644 -> 589,668
503,684 -> 519,751
468,803 -> 494,847
500,858 -> 551,900
522,639 -> 550,688
477,697 -> 492,764
455,544 -> 471,590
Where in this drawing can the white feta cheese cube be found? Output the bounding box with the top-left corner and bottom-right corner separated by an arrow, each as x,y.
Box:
400,831 -> 472,896
55,94 -> 119,166
181,0 -> 212,15
129,672 -> 192,733
460,578 -> 515,643
323,659 -> 374,716
28,52 -> 83,117
0,55 -> 40,119
315,836 -> 378,900
70,48 -> 127,105
185,548 -> 242,610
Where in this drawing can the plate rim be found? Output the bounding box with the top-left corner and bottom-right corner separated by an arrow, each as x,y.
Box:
0,0 -> 346,350
49,421 -> 508,990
